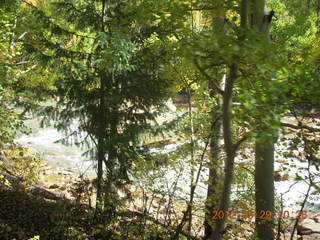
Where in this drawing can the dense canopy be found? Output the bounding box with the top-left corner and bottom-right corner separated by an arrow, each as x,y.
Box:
0,0 -> 320,240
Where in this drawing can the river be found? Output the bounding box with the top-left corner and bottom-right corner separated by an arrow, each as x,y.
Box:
15,116 -> 320,216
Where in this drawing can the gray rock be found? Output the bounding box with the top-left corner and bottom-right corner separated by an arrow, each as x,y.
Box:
313,214 -> 320,223
49,184 -> 59,189
300,234 -> 320,240
58,170 -> 73,176
274,170 -> 290,181
297,218 -> 320,235
275,171 -> 282,181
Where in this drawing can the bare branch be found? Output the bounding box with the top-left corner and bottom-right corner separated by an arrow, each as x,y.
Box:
281,122 -> 320,133
290,159 -> 312,240
14,64 -> 37,77
15,61 -> 30,66
234,135 -> 248,151
187,7 -> 216,11
172,133 -> 211,240
18,31 -> 28,40
193,57 -> 224,95
119,210 -> 198,240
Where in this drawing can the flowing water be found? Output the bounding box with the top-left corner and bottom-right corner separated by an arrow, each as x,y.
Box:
15,117 -> 95,178
15,116 -> 320,216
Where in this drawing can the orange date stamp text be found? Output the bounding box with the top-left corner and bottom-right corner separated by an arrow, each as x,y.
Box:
212,209 -> 308,221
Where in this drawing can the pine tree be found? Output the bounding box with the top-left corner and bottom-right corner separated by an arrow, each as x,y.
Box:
23,0 -> 187,217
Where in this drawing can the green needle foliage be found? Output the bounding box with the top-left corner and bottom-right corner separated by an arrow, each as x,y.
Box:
21,0 -> 189,214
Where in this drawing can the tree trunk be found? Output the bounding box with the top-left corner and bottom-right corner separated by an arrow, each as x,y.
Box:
96,0 -> 108,211
316,0 -> 320,78
103,110 -> 119,221
317,0 -> 320,34
204,76 -> 225,238
204,7 -> 226,238
251,1 -> 275,239
204,111 -> 222,238
187,89 -> 195,238
210,1 -> 250,238
96,76 -> 106,210
255,140 -> 275,240
211,62 -> 238,240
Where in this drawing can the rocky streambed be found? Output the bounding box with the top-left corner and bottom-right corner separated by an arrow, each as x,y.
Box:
14,115 -> 320,239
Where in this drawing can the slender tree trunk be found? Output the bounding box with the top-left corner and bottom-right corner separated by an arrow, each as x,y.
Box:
204,7 -> 226,237
211,62 -> 238,240
104,109 -> 119,221
317,0 -> 320,34
316,0 -> 320,78
187,89 -> 195,238
96,77 -> 106,210
96,0 -> 107,210
251,1 -> 275,239
204,110 -> 222,238
204,75 -> 225,238
210,1 -> 250,238
8,14 -> 17,52
4,14 -> 17,82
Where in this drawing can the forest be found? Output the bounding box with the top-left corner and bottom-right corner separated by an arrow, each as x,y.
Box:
0,0 -> 320,239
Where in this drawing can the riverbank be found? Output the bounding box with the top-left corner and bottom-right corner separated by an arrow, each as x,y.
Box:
7,113 -> 320,239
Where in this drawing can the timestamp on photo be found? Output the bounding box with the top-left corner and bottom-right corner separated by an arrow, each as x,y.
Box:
212,209 -> 308,220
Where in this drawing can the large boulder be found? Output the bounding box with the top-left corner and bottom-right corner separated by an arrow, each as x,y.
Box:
297,215 -> 320,236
